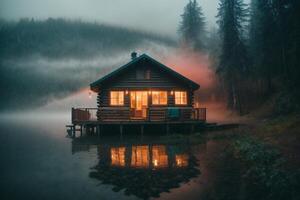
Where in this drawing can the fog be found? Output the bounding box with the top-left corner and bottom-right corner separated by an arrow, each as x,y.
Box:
0,0 -> 241,122
0,0 -> 219,37
0,19 -> 177,111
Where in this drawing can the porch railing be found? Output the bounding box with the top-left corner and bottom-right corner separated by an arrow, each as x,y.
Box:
71,108 -> 97,123
193,108 -> 207,121
72,107 -> 206,123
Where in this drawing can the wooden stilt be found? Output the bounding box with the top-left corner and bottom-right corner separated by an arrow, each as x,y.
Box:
120,125 -> 123,139
166,124 -> 170,135
190,124 -> 195,134
72,125 -> 76,138
97,125 -> 101,137
141,125 -> 144,139
80,125 -> 83,137
86,126 -> 89,135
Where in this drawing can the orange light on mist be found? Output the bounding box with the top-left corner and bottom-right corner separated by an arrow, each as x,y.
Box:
170,90 -> 174,95
162,49 -> 216,90
125,90 -> 129,95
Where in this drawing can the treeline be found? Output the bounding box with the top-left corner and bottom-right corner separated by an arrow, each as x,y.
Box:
217,0 -> 300,114
0,18 -> 175,59
0,18 -> 175,111
179,0 -> 300,115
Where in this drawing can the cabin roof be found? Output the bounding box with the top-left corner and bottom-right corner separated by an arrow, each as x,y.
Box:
90,54 -> 200,91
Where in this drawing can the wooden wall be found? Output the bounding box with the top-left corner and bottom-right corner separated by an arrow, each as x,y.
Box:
95,59 -> 196,120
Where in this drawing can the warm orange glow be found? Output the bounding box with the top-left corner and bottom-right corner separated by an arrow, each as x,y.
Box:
130,91 -> 148,118
125,90 -> 129,95
175,154 -> 189,167
131,145 -> 149,167
152,145 -> 168,168
152,91 -> 167,105
110,91 -> 124,105
111,147 -> 126,167
175,91 -> 187,105
162,49 -> 216,92
170,90 -> 174,95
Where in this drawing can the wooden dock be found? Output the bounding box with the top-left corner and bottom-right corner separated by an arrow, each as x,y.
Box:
67,120 -> 206,138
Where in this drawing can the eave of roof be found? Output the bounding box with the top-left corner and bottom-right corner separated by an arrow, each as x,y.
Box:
90,54 -> 200,91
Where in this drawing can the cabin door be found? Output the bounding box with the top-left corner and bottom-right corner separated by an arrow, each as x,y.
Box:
130,91 -> 148,119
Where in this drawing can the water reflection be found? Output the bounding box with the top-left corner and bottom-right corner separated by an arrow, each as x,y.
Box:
72,139 -> 200,199
111,147 -> 126,167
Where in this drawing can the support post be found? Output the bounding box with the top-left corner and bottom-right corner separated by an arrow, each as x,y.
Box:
72,125 -> 76,138
190,124 -> 195,134
80,125 -> 83,137
141,125 -> 144,139
86,126 -> 89,135
97,125 -> 101,137
120,125 -> 123,139
166,124 -> 170,135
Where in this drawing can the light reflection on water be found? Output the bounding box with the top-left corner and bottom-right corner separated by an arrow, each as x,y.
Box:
0,113 -> 226,200
71,135 -> 204,199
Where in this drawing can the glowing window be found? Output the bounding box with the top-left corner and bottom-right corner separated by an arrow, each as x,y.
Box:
110,91 -> 124,105
175,91 -> 187,105
152,91 -> 167,105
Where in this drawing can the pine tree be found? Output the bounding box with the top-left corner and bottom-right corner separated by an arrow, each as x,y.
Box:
249,0 -> 280,91
217,0 -> 249,114
178,0 -> 206,50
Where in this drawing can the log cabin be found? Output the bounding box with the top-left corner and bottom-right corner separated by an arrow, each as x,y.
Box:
70,52 -> 206,136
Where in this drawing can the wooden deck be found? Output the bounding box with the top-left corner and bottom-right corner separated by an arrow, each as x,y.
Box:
71,107 -> 206,124
67,107 -> 206,138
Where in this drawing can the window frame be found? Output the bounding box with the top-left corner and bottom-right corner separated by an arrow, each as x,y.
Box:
174,91 -> 188,105
151,91 -> 168,105
110,91 -> 124,106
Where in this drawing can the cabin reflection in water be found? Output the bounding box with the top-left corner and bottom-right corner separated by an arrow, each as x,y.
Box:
111,147 -> 126,167
81,142 -> 200,199
131,145 -> 149,168
152,145 -> 168,168
109,145 -> 189,169
175,154 -> 189,167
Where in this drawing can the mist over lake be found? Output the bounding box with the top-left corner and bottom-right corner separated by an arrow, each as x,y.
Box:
1,0 -> 300,200
0,19 -> 177,111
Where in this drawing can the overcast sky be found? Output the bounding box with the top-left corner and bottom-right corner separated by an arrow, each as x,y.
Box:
0,0 -> 221,36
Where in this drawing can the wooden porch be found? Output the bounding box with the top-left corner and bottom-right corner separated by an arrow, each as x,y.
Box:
71,107 -> 206,124
68,107 -> 207,138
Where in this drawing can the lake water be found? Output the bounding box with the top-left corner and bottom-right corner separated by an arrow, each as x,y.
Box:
0,113 -> 233,200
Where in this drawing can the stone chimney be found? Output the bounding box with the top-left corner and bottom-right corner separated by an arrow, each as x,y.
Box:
131,52 -> 137,60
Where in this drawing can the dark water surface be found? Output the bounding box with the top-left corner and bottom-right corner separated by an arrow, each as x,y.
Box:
0,114 -> 229,200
